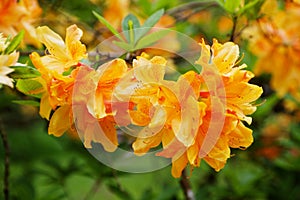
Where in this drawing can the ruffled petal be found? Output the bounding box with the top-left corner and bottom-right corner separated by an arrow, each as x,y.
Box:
228,121 -> 253,149
171,153 -> 188,178
36,26 -> 67,60
133,55 -> 167,83
65,24 -> 87,63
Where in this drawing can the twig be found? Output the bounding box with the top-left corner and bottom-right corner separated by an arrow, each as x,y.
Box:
20,50 -> 45,57
83,176 -> 101,200
0,118 -> 10,200
166,1 -> 219,26
230,15 -> 238,42
180,169 -> 195,200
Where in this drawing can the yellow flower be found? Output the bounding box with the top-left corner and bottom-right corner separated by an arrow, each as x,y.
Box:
34,24 -> 87,74
197,39 -> 263,124
0,0 -> 42,48
113,54 -> 206,155
73,61 -> 128,152
88,59 -> 128,119
31,52 -> 78,136
157,39 -> 262,178
30,25 -> 87,137
243,0 -> 300,99
103,0 -> 130,29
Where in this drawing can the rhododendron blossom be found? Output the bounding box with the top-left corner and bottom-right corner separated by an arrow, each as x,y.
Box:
243,0 -> 300,100
0,0 -> 42,47
30,25 -> 87,137
28,24 -> 263,178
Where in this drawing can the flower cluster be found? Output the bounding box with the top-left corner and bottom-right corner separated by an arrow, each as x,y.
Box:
30,24 -> 87,136
243,0 -> 300,100
30,25 -> 262,178
0,0 -> 42,47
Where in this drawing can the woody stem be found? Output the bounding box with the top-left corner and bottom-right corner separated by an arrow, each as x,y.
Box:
0,118 -> 10,200
180,169 -> 195,200
230,15 -> 238,42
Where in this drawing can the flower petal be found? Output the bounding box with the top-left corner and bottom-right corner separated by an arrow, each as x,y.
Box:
171,153 -> 188,178
228,121 -> 253,149
65,24 -> 87,63
133,56 -> 166,83
36,26 -> 67,60
49,105 -> 71,137
39,93 -> 52,120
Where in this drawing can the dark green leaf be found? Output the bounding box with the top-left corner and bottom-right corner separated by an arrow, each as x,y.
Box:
12,100 -> 40,106
290,123 -> 300,144
135,9 -> 164,43
122,14 -> 140,43
134,29 -> 170,50
10,65 -> 41,79
4,30 -> 25,54
92,11 -> 125,42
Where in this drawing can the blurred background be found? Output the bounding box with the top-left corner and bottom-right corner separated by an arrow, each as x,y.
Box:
1,0 -> 300,199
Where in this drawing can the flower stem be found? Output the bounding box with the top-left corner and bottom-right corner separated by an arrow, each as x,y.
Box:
180,169 -> 195,200
0,118 -> 10,200
230,15 -> 238,42
83,177 -> 101,200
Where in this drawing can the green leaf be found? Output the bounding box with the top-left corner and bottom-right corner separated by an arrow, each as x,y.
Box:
217,0 -> 242,13
134,29 -> 170,51
16,79 -> 44,98
113,41 -> 134,52
4,30 -> 25,54
92,11 -> 125,42
237,0 -> 262,15
122,14 -> 140,43
135,9 -> 164,43
12,100 -> 40,106
10,65 -> 41,79
290,123 -> 300,144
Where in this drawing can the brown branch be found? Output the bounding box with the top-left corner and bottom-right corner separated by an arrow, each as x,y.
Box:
166,1 -> 219,27
20,50 -> 45,57
83,176 -> 101,200
230,15 -> 238,42
180,169 -> 195,200
0,118 -> 10,200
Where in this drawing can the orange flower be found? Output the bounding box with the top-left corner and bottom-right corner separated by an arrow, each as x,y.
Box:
30,25 -> 87,137
198,39 -> 263,124
0,0 -> 42,47
31,52 -> 78,136
113,54 -> 206,155
158,39 -> 262,178
243,0 -> 300,99
33,25 -> 87,74
103,0 -> 130,29
73,62 -> 128,151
